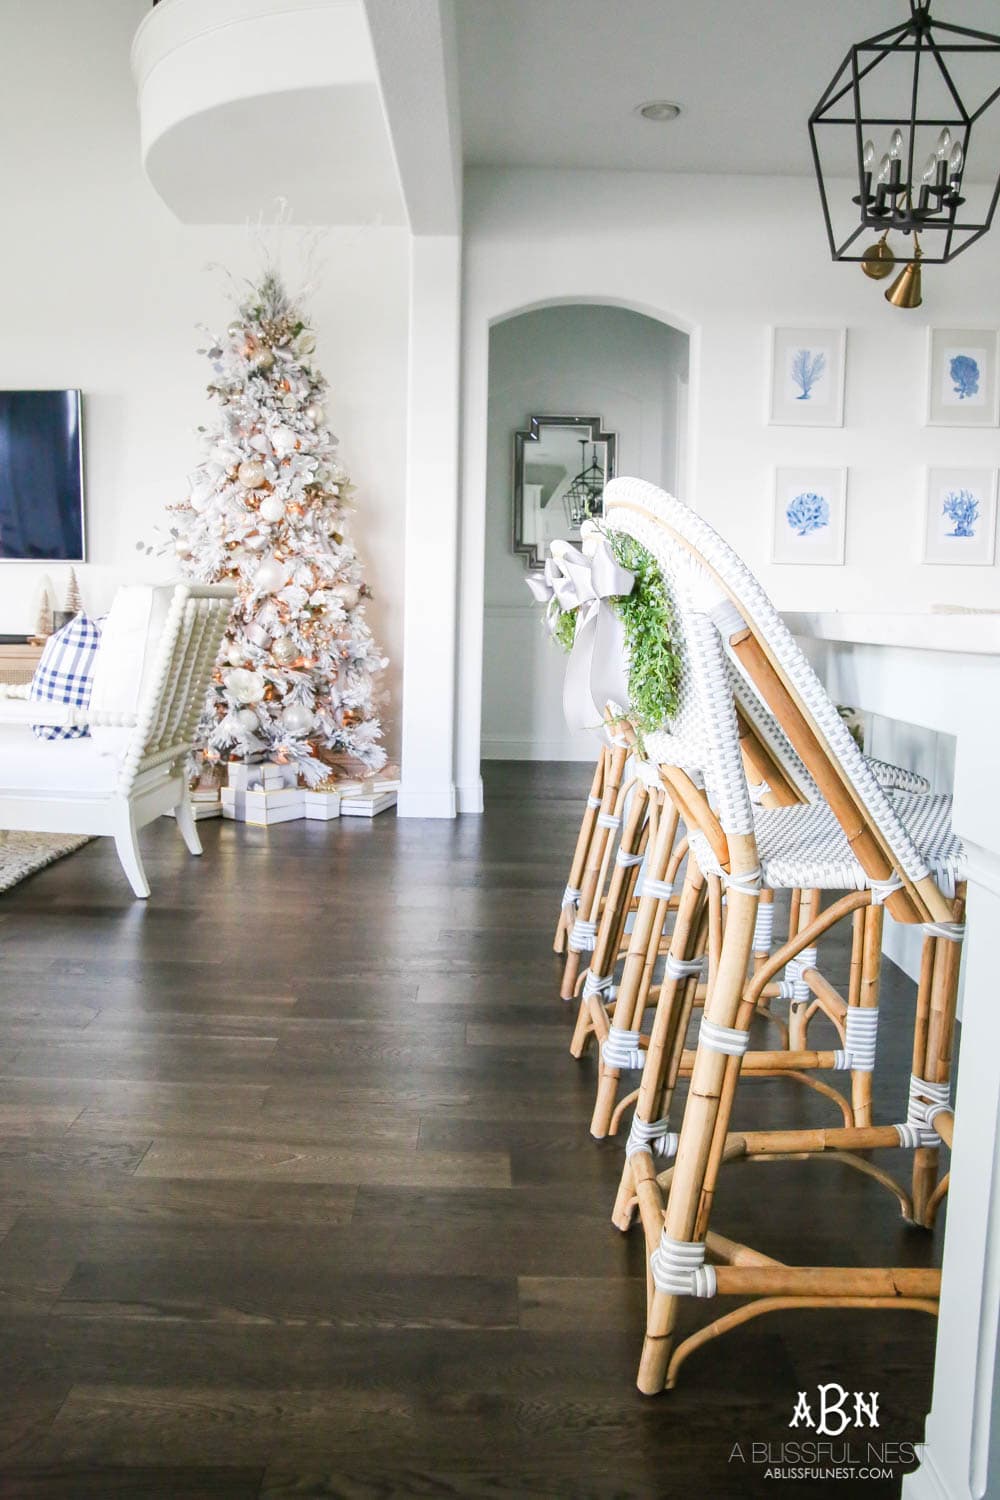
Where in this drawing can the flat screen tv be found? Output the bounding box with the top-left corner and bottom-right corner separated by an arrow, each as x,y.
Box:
0,390 -> 84,561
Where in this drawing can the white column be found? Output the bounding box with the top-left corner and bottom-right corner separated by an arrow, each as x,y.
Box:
904,838 -> 1000,1500
787,620 -> 1000,1500
397,234 -> 462,818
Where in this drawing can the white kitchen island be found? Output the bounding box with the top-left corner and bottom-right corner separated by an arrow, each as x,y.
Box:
786,611 -> 1000,1500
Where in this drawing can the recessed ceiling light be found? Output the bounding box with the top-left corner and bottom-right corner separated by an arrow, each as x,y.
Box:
635,100 -> 682,123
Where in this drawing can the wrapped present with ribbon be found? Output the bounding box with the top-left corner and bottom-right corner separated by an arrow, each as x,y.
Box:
525,529 -> 636,731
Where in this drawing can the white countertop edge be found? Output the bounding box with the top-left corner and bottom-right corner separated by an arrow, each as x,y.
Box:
784,610 -> 1000,657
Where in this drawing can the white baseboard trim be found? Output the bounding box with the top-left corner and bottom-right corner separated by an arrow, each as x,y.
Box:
902,1447 -> 955,1500
481,737 -> 594,762
456,777 -> 484,814
396,784 -> 457,819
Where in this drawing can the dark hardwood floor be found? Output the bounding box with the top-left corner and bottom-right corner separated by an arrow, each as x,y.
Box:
0,762 -> 944,1499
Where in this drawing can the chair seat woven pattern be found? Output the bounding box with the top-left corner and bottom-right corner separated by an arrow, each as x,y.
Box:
688,792 -> 965,893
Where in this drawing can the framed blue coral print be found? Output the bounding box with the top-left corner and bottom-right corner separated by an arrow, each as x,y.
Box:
926,329 -> 999,427
767,327 -> 846,427
771,467 -> 847,565
923,468 -> 997,565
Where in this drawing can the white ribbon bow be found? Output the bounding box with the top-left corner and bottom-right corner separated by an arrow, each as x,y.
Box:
525,533 -> 635,731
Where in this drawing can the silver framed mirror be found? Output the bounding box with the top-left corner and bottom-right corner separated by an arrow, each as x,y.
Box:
513,414 -> 617,571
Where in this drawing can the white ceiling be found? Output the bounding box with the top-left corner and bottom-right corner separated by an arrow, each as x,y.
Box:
456,0 -> 1000,177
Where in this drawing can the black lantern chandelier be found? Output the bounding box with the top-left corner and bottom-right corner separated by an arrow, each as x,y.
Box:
562,439 -> 606,531
809,0 -> 1000,306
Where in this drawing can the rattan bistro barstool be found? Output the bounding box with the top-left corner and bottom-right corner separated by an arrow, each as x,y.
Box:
601,479 -> 962,1395
562,663 -> 932,1142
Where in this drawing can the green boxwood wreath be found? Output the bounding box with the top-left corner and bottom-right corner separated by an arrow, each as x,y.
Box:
547,529 -> 681,733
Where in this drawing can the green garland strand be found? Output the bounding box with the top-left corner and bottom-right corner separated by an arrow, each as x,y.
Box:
545,531 -> 681,732
607,532 -> 680,731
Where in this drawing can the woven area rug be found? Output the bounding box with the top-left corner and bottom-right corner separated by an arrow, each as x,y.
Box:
0,832 -> 91,893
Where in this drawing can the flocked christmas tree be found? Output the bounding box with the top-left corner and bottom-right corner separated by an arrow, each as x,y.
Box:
170,266 -> 387,784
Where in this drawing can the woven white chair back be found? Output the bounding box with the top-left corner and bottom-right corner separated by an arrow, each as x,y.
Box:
725,653 -> 817,803
603,478 -> 932,891
603,499 -> 754,841
116,584 -> 234,795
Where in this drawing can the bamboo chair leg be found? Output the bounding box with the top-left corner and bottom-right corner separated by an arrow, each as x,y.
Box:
555,746 -> 607,954
590,799 -> 680,1136
636,865 -> 759,1396
569,782 -> 650,1059
611,867 -> 707,1229
788,888 -> 819,1051
912,888 -> 965,1226
560,741 -> 629,1000
850,903 -> 883,1128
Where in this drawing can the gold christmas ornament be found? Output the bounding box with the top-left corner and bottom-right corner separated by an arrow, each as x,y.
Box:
238,459 -> 267,489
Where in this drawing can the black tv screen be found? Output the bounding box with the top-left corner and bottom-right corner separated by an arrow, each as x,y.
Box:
0,390 -> 84,561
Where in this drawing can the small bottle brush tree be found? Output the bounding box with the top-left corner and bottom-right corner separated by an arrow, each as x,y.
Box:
171,267 -> 388,784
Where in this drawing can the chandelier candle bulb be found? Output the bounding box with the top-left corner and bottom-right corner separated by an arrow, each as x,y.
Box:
919,153 -> 938,211
875,154 -> 891,211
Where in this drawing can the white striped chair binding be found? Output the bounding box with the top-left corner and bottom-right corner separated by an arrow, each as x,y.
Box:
601,477 -> 960,1395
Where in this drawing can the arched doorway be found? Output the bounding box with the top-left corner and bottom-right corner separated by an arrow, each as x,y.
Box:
472,300 -> 691,787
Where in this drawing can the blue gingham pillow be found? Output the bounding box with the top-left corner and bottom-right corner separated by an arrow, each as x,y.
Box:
29,614 -> 103,741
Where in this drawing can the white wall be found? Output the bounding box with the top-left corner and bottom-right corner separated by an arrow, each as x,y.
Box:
482,303 -> 687,760
0,0 -> 407,760
457,167 -> 1000,804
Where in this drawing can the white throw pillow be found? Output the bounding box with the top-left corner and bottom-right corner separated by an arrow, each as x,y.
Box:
89,585 -> 176,757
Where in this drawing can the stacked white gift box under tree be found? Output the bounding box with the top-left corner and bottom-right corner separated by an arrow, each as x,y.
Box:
220,761 -> 399,825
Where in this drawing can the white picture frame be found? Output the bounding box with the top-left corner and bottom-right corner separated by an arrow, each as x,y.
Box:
767,326 -> 846,427
923,467 -> 998,565
925,328 -> 1000,427
771,467 -> 847,565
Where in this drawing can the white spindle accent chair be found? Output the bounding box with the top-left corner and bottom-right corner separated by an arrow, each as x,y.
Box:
0,583 -> 234,898
600,478 -> 962,1394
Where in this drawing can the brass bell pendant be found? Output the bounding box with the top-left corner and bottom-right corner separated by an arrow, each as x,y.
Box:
884,258 -> 923,308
